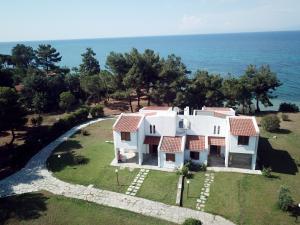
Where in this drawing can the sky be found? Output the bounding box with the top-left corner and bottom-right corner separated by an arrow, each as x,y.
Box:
1,0 -> 300,42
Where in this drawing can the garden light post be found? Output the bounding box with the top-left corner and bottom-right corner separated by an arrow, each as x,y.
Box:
187,180 -> 190,198
115,169 -> 119,186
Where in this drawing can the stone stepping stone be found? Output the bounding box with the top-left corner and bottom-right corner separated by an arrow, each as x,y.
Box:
126,192 -> 130,195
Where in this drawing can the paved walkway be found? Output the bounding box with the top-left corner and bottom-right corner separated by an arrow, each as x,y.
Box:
207,167 -> 262,175
196,173 -> 215,211
0,118 -> 235,225
126,169 -> 149,196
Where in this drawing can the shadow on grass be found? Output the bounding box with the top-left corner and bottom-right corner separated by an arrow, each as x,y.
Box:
275,129 -> 291,134
0,192 -> 48,223
258,137 -> 298,175
47,140 -> 89,173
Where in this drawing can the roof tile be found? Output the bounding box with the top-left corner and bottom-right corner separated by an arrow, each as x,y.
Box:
186,135 -> 205,151
114,115 -> 142,132
160,136 -> 183,153
229,117 -> 257,136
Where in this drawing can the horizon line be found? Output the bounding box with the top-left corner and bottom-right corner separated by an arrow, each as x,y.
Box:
0,29 -> 300,44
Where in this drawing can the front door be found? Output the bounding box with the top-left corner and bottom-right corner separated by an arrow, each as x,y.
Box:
210,145 -> 221,156
149,144 -> 158,156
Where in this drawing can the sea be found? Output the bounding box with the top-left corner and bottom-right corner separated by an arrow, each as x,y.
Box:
1,31 -> 300,110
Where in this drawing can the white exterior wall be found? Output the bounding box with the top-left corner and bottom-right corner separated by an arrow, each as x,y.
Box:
113,131 -> 138,152
145,114 -> 177,136
229,135 -> 257,154
178,115 -> 227,137
185,150 -> 208,165
159,152 -> 184,169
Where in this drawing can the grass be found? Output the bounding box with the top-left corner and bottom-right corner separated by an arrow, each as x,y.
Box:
136,170 -> 179,205
47,119 -> 138,193
46,112 -> 300,225
204,112 -> 300,225
181,173 -> 205,209
0,191 -> 176,225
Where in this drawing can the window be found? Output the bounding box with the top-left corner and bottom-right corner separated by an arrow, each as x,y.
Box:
150,125 -> 156,134
238,136 -> 249,145
217,126 -> 220,134
121,132 -> 131,141
166,153 -> 175,162
179,120 -> 184,128
213,125 -> 216,134
190,151 -> 199,160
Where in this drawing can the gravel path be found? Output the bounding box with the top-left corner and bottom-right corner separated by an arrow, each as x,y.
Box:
0,118 -> 235,225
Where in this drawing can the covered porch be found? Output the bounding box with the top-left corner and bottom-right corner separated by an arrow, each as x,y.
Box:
143,136 -> 161,166
208,136 -> 226,167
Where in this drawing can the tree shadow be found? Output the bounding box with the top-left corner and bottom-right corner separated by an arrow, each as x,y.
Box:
289,204 -> 300,223
257,137 -> 298,175
0,192 -> 48,223
275,129 -> 291,134
47,140 -> 89,172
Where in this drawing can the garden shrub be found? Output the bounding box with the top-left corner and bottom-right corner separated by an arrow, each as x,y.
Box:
82,129 -> 89,136
261,115 -> 280,132
177,165 -> 190,177
90,104 -> 104,118
262,167 -> 272,177
73,107 -> 89,122
281,114 -> 289,121
279,102 -> 299,113
59,91 -> 76,112
182,218 -> 202,225
278,186 -> 293,211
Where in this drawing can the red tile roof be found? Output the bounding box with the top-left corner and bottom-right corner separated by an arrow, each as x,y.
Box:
142,106 -> 170,111
208,137 -> 225,146
229,117 -> 258,136
160,136 -> 183,153
144,136 -> 161,145
113,115 -> 142,132
186,135 -> 205,151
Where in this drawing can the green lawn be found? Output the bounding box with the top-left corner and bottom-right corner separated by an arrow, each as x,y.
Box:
0,192 -> 176,225
47,119 -> 138,193
136,170 -> 179,205
205,112 -> 300,225
181,173 -> 205,209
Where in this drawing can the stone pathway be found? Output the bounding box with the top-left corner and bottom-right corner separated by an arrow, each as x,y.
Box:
196,173 -> 215,211
126,169 -> 149,196
0,118 -> 234,225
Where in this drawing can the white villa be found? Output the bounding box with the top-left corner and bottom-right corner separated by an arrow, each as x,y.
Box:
112,106 -> 259,170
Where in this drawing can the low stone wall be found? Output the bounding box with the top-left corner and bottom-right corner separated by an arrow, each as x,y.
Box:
176,175 -> 184,206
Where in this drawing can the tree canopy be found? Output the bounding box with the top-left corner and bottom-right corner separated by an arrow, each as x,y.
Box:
79,48 -> 100,76
35,44 -> 62,73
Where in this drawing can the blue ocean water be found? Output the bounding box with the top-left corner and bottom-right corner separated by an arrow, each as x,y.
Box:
1,31 -> 300,108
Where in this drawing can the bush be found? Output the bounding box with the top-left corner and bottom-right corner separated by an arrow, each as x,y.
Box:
73,107 -> 89,122
279,102 -> 299,113
278,186 -> 293,211
59,91 -> 76,112
281,114 -> 289,121
176,165 -> 190,177
30,115 -> 43,127
261,115 -> 280,132
90,104 -> 104,118
182,218 -> 202,225
262,167 -> 272,177
82,129 -> 89,136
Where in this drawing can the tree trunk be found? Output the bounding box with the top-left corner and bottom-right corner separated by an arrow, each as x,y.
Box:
256,96 -> 260,112
147,87 -> 151,106
129,95 -> 133,112
137,95 -> 141,109
8,129 -> 15,146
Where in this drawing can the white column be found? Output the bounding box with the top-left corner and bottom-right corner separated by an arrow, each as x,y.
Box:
225,149 -> 229,167
138,152 -> 143,165
251,154 -> 257,170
